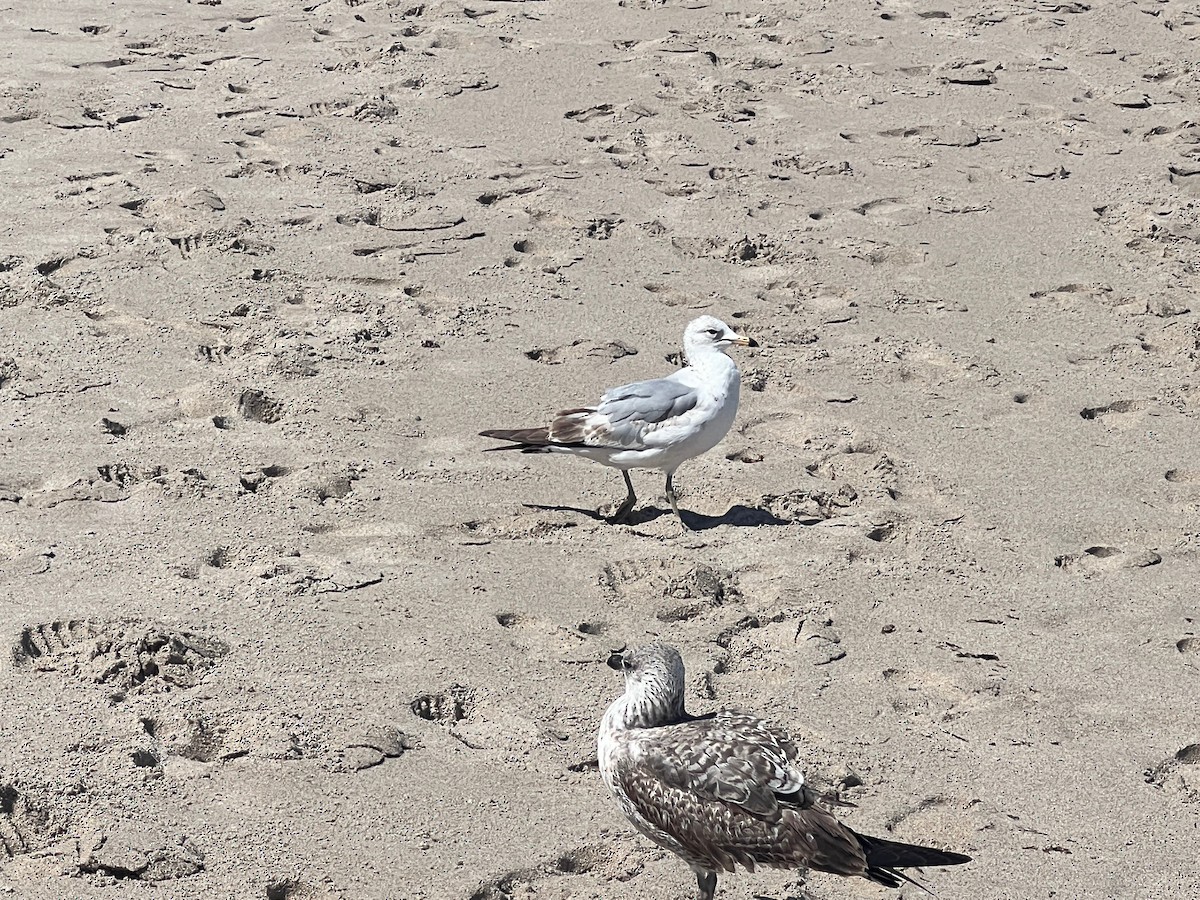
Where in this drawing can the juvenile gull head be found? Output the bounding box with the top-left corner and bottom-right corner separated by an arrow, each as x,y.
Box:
605,643 -> 687,728
596,642 -> 971,900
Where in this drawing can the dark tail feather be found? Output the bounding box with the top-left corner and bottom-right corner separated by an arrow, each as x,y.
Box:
854,831 -> 971,891
480,428 -> 552,451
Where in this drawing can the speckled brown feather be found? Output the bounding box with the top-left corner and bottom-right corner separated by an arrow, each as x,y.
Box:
610,712 -> 872,878
600,644 -> 970,896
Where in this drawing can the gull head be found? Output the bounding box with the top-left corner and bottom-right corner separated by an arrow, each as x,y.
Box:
684,315 -> 759,356
607,643 -> 687,711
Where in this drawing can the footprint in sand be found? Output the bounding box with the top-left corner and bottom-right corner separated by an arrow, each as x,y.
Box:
852,124 -> 986,148
265,878 -> 346,900
1053,545 -> 1162,574
0,781 -> 56,860
494,610 -> 609,639
455,511 -> 580,545
1164,468 -> 1200,485
522,338 -> 637,366
328,724 -> 416,773
1167,163 -> 1200,196
640,281 -> 699,307
936,60 -> 1000,86
770,156 -> 852,178
1146,744 -> 1200,800
410,685 -> 475,725
1078,399 -> 1150,421
599,559 -> 741,623
12,620 -> 229,699
469,843 -> 629,900
738,615 -> 847,668
852,197 -> 929,227
1142,122 -> 1200,145
238,389 -> 285,423
78,822 -> 204,881
239,464 -> 290,495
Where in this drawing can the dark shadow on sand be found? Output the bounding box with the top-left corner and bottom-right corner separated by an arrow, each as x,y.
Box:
523,503 -> 798,529
682,504 -> 796,530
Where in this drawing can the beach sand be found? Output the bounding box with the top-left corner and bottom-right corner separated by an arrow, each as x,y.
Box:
2,1 -> 1198,897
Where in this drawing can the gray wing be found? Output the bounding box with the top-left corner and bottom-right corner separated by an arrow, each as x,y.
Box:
547,376 -> 698,449
614,712 -> 870,876
599,377 -> 698,426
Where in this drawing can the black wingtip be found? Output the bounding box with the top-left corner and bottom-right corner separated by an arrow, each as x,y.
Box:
479,429 -> 539,452
854,830 -> 970,892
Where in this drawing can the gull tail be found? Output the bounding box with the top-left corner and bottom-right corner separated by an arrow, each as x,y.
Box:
479,428 -> 554,452
853,830 -> 971,891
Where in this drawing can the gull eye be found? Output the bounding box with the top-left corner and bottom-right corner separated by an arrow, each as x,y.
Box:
707,328 -> 721,336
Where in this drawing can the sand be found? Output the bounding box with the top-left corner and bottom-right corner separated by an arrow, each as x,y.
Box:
1,0 -> 1198,898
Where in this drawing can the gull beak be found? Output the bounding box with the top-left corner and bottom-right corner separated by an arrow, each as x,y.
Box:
607,645 -> 629,671
730,332 -> 759,348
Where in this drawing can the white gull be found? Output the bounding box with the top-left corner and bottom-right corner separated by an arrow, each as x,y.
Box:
480,316 -> 757,528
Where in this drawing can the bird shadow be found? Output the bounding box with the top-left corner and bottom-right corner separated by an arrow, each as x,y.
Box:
523,503 -> 795,529
685,504 -> 797,530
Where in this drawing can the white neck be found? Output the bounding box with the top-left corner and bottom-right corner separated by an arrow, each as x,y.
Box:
685,344 -> 739,378
600,679 -> 684,734
598,675 -> 687,797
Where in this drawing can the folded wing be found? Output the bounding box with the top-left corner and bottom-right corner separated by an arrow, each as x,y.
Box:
547,377 -> 699,449
614,714 -> 871,877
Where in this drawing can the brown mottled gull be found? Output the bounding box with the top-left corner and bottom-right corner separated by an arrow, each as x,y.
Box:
480,316 -> 757,528
597,643 -> 971,898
